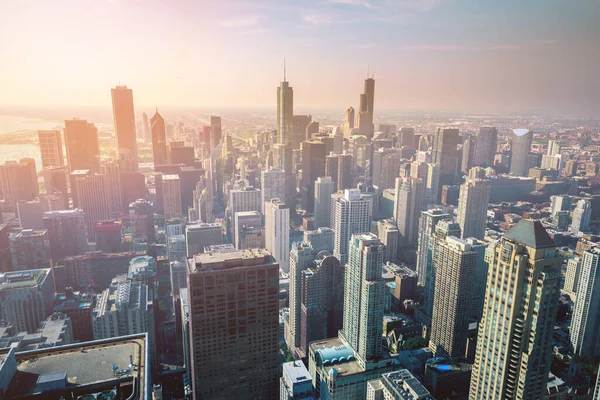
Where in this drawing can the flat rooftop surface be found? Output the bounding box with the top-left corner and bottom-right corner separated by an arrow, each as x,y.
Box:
7,337 -> 145,398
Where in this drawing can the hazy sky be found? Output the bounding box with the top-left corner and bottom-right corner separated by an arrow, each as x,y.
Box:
1,0 -> 599,114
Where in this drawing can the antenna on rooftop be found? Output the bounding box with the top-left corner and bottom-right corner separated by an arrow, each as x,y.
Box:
283,58 -> 286,82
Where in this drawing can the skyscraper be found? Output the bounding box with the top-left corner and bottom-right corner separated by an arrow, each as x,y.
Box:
38,130 -> 64,168
142,111 -> 150,142
187,249 -> 279,398
314,176 -> 335,229
432,128 -> 459,187
64,118 -> 100,173
372,148 -> 403,190
265,199 -> 290,272
162,174 -> 182,220
185,222 -> 222,257
394,176 -> 424,247
332,189 -> 372,266
344,106 -> 355,137
277,70 -> 294,146
300,140 -> 326,212
509,129 -> 533,176
43,209 -> 89,263
261,167 -> 286,214
564,256 -> 582,295
151,109 -> 168,166
292,114 -> 312,149
0,158 -> 38,208
111,85 -> 138,171
357,77 -> 375,140
416,209 -> 450,286
210,116 -> 222,148
374,219 -> 399,263
303,227 -> 335,252
469,220 -> 562,400
339,233 -> 385,366
457,177 -> 491,240
429,236 -> 484,358
337,153 -> 353,191
228,185 -> 262,225
129,199 -> 155,244
570,248 -> 600,357
101,161 -> 122,217
9,229 -> 51,271
570,199 -> 592,234
461,136 -> 475,173
234,211 -> 262,249
74,173 -> 111,239
473,126 -> 498,167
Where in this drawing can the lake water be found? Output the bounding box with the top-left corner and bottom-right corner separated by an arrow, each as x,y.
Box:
0,115 -> 61,170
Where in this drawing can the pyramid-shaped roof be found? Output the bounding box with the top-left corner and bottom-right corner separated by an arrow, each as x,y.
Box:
504,219 -> 555,249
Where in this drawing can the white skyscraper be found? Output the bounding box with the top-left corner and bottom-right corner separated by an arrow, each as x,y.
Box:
457,177 -> 491,240
564,256 -> 582,295
331,189 -> 372,266
314,176 -> 335,229
265,199 -> 290,272
416,209 -> 450,286
162,174 -> 182,220
229,186 -> 262,221
509,129 -> 533,176
570,248 -> 600,357
185,222 -> 222,257
393,176 -> 424,246
570,199 -> 592,234
261,167 -> 286,214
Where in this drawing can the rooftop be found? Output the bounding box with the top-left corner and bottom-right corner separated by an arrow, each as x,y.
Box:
3,334 -> 148,399
192,248 -> 274,272
282,360 -> 311,385
504,219 -> 556,249
0,269 -> 50,291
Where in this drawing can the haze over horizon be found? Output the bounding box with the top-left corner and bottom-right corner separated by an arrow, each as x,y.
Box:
2,0 -> 599,115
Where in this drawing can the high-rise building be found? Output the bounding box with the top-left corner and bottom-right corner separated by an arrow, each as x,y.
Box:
228,186 -> 261,224
570,199 -> 592,234
111,85 -> 138,171
303,227 -> 335,252
564,159 -> 578,177
367,370 -> 433,400
63,119 -> 100,173
292,115 -> 312,149
416,209 -> 450,286
43,209 -> 89,263
277,72 -> 294,146
151,109 -> 168,166
509,129 -> 533,176
570,248 -> 600,357
394,176 -> 424,247
300,140 -> 326,212
374,219 -> 399,263
261,167 -> 286,214
564,256 -> 582,295
17,199 -> 47,230
423,220 -> 461,325
461,136 -> 475,173
337,153 -> 353,191
299,253 -> 343,357
93,220 -> 123,253
432,128 -> 459,187
162,174 -> 182,220
9,229 -> 51,271
0,268 -> 54,333
332,189 -> 372,266
429,236 -> 485,358
425,162 -> 440,203
129,199 -> 155,244
473,127 -> 498,167
265,199 -> 290,272
314,176 -> 335,229
41,166 -> 69,197
398,127 -> 415,148
101,161 -> 122,217
344,106 -> 355,137
457,177 -> 491,240
372,148 -> 403,190
339,233 -> 385,366
286,242 -> 318,356
357,77 -> 375,140
187,249 -> 279,398
210,116 -> 222,148
167,235 -> 186,261
185,222 -> 222,257
0,158 -> 38,208
74,173 -> 111,239
38,130 -> 64,168
234,211 -> 262,249
469,220 -> 562,400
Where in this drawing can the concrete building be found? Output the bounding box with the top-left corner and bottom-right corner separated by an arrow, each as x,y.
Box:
570,248 -> 600,357
314,176 -> 335,229
43,209 -> 89,263
9,229 -> 51,271
416,209 -> 450,286
564,256 -> 582,295
429,236 -> 485,358
63,118 -> 100,173
374,219 -> 399,263
509,129 -> 533,176
457,178 -> 491,240
469,220 -> 562,400
53,291 -> 95,342
101,161 -> 122,217
301,140 -> 327,212
281,360 -> 313,400
228,186 -> 262,226
570,199 -> 592,234
151,109 -> 168,166
261,167 -> 286,214
394,177 -> 424,247
265,199 -> 290,272
0,158 -> 38,209
367,370 -> 433,400
474,127 -> 498,167
93,220 -> 123,253
129,199 -> 155,244
111,85 -> 138,170
233,211 -> 262,249
167,234 -> 186,261
162,174 -> 182,220
185,222 -> 222,257
187,249 -> 279,399
303,227 -> 335,253
74,172 -> 111,239
432,128 -> 459,187
0,268 -> 54,333
332,189 -> 372,266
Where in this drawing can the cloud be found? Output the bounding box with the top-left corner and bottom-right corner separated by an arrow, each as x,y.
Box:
399,40 -> 557,52
328,0 -> 373,8
349,43 -> 378,48
302,14 -> 334,25
220,15 -> 262,28
236,28 -> 270,36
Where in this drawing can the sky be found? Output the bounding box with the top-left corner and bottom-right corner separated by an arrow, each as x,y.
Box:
1,0 -> 599,115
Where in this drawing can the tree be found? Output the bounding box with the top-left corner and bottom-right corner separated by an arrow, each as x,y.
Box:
402,336 -> 427,350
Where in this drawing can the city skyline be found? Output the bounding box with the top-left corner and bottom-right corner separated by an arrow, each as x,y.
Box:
2,1 -> 600,115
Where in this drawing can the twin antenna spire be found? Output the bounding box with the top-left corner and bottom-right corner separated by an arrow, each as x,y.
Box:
283,58 -> 286,82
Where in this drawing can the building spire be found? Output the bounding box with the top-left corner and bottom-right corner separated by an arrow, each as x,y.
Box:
283,58 -> 286,82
